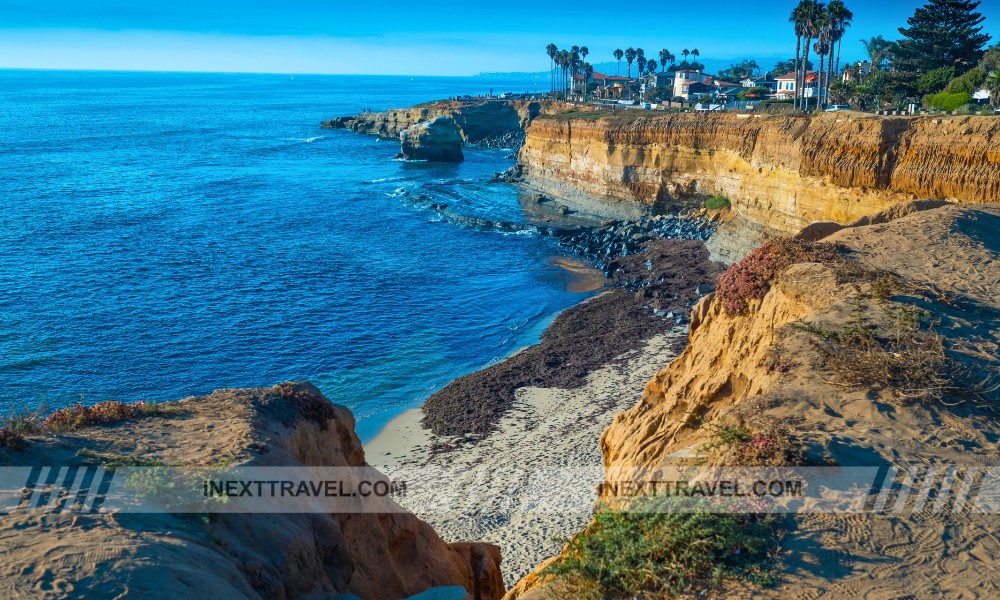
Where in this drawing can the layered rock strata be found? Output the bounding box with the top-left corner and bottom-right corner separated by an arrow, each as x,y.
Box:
519,112 -> 1000,261
399,117 -> 465,162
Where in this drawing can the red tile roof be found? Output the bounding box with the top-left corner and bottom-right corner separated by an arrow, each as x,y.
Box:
776,70 -> 817,80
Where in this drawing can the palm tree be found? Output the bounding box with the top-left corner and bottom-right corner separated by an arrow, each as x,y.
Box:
986,69 -> 1000,106
659,49 -> 671,72
614,48 -> 624,76
558,50 -> 570,95
814,13 -> 831,108
580,46 -> 590,97
546,44 -> 558,93
691,48 -> 700,68
625,47 -> 637,79
583,62 -> 594,102
682,48 -> 690,65
799,1 -> 824,111
861,36 -> 896,71
828,0 -> 853,94
790,1 -> 811,110
647,59 -> 658,76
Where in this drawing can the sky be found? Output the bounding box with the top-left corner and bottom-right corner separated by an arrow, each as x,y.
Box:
1,1 -> 999,76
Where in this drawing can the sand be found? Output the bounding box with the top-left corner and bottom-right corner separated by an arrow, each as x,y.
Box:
365,329 -> 687,586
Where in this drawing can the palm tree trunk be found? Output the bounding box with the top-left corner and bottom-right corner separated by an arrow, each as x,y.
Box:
835,39 -> 843,87
794,36 -> 802,110
801,40 -> 812,111
827,50 -> 835,106
817,51 -> 825,109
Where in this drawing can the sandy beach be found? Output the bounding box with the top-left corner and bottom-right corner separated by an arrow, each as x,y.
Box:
366,328 -> 687,585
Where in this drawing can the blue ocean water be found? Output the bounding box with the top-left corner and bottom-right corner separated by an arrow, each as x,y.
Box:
0,70 -> 587,440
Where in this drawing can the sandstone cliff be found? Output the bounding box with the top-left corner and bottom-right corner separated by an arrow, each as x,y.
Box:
323,99 -> 554,147
399,117 -> 464,162
0,383 -> 503,600
519,112 -> 1000,261
510,204 -> 1000,598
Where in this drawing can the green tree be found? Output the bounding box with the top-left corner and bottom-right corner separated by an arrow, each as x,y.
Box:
682,48 -> 690,64
980,44 -> 1000,73
582,62 -> 594,101
896,0 -> 992,76
827,1 -> 854,103
691,48 -> 700,65
917,65 -> 956,93
614,48 -> 624,75
546,43 -> 558,93
659,49 -> 671,72
791,1 -> 823,111
861,36 -> 897,71
647,59 -> 659,76
625,47 -> 637,79
945,67 -> 985,93
986,69 -> 1000,105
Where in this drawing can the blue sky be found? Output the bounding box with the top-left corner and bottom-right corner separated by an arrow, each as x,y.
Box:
1,1 -> 998,75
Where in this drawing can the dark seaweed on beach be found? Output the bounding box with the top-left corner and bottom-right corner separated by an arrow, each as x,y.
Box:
422,239 -> 724,441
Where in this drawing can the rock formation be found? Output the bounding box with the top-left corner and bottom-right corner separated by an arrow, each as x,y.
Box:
400,117 -> 465,163
323,99 -> 553,148
510,203 -> 1000,598
0,383 -> 503,600
518,112 -> 1000,261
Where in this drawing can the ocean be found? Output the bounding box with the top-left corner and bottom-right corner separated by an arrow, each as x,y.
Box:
0,70 -> 589,440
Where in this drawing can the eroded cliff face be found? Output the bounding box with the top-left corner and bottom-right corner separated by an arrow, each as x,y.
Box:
0,383 -> 503,600
323,99 -> 552,146
510,204 -> 1000,598
519,112 -> 1000,261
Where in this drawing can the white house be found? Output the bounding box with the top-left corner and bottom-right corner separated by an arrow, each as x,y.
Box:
775,71 -> 817,99
673,70 -> 710,100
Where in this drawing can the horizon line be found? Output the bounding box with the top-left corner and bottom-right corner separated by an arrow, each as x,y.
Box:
0,66 -> 552,78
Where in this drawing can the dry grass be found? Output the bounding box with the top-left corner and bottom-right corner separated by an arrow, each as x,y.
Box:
803,300 -> 993,405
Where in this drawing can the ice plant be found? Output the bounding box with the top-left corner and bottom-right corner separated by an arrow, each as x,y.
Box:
717,239 -> 845,315
42,400 -> 147,431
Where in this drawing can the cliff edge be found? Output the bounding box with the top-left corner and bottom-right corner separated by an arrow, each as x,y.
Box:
0,383 -> 503,600
510,203 -> 1000,598
519,111 -> 1000,261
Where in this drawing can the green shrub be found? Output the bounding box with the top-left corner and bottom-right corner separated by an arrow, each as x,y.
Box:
917,66 -> 955,94
543,495 -> 780,599
929,92 -> 974,112
944,67 -> 985,95
705,195 -> 731,210
952,103 -> 981,115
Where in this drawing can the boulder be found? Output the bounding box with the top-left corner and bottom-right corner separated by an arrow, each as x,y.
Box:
400,117 -> 465,162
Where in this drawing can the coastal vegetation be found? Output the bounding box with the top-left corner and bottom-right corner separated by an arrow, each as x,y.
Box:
704,195 -> 731,210
542,496 -> 781,599
716,239 -> 847,316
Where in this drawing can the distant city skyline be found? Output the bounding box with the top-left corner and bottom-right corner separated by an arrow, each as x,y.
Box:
2,1 -> 997,76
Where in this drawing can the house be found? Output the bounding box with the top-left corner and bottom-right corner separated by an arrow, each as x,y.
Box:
740,72 -> 777,93
645,71 -> 676,90
775,71 -> 817,99
673,70 -> 711,99
841,61 -> 872,83
574,71 -> 632,99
